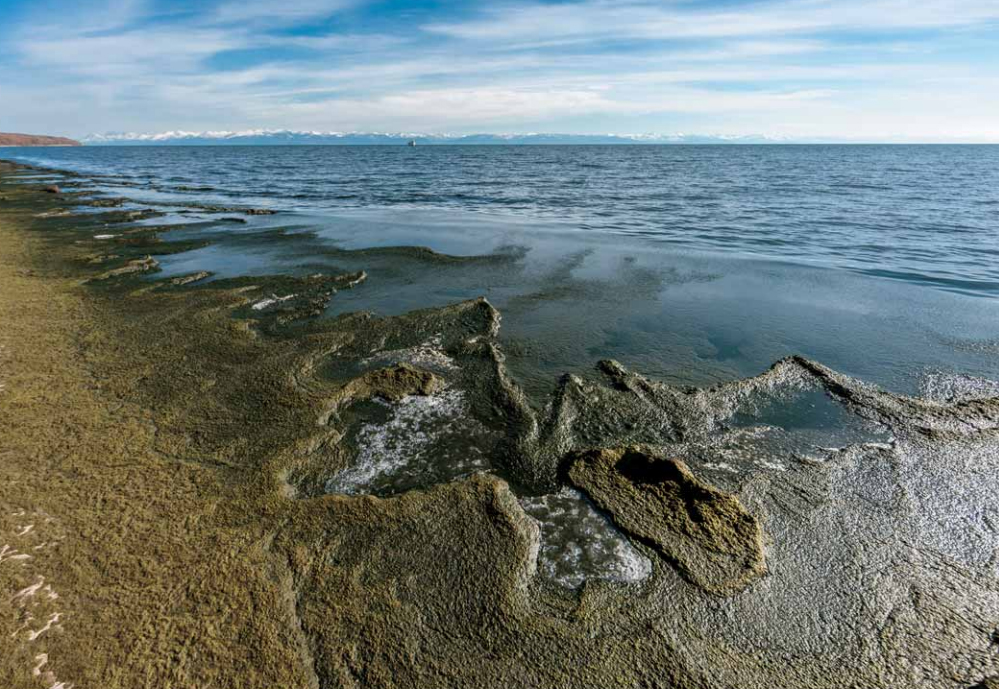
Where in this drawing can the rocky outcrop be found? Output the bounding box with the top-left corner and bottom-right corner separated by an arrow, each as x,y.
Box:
88,255 -> 159,281
318,363 -> 443,425
0,132 -> 81,147
568,446 -> 767,595
170,271 -> 211,286
87,197 -> 126,208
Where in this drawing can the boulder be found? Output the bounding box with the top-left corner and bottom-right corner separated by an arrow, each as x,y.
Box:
568,446 -> 766,595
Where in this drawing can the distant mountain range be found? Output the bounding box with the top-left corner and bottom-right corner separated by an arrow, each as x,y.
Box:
0,132 -> 81,147
81,130 -> 788,146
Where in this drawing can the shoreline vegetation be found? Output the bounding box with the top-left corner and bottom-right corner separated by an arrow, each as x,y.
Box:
2,159 -> 999,688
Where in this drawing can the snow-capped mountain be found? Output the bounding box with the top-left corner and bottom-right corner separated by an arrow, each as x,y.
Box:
80,130 -> 788,146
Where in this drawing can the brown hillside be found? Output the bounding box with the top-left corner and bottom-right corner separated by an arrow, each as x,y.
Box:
0,132 -> 81,146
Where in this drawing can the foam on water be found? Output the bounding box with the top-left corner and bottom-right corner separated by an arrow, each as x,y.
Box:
327,388 -> 493,496
520,487 -> 652,589
361,335 -> 458,373
919,370 -> 999,404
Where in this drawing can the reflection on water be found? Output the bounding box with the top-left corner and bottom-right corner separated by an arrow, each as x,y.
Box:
145,206 -> 999,398
7,144 -> 999,300
724,386 -> 893,463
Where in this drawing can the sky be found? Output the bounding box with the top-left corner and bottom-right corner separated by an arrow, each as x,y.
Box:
1,0 -> 998,141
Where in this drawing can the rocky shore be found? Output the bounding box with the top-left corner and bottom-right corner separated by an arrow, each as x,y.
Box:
1,159 -> 998,689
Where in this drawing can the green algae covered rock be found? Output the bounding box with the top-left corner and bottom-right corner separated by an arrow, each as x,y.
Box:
568,446 -> 766,595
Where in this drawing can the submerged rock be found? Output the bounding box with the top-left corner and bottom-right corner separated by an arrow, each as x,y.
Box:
568,446 -> 766,595
97,208 -> 164,224
87,197 -> 126,208
170,271 -> 211,286
88,255 -> 159,281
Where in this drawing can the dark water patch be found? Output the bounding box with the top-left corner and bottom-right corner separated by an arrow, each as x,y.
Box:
856,267 -> 999,298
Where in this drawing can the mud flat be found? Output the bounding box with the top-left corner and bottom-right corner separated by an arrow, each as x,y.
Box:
1,159 -> 999,688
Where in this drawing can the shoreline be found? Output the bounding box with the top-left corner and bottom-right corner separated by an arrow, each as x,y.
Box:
2,159 -> 999,688
0,160 -> 324,687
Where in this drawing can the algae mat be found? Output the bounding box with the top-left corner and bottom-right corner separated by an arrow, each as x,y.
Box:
2,161 -> 999,689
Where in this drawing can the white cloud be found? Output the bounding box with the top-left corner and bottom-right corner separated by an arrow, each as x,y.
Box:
211,0 -> 358,26
2,0 -> 998,140
19,29 -> 244,79
425,0 -> 999,43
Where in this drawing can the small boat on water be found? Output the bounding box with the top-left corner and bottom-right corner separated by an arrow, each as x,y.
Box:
407,139 -> 417,147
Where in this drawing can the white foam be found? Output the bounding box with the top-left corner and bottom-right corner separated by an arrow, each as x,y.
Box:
521,487 -> 652,589
252,294 -> 296,311
702,461 -> 738,473
0,544 -> 31,565
920,370 -> 999,404
27,612 -> 62,641
363,335 -> 457,372
12,577 -> 45,603
327,388 -> 489,494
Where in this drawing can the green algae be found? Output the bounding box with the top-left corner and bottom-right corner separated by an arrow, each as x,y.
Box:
318,363 -> 442,422
3,159 -> 999,689
568,446 -> 766,595
87,255 -> 159,281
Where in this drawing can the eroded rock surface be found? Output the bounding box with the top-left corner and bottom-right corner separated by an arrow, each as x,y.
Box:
568,446 -> 766,594
4,164 -> 999,689
319,363 -> 443,423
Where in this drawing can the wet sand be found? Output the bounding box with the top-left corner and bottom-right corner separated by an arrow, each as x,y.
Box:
2,160 -> 999,689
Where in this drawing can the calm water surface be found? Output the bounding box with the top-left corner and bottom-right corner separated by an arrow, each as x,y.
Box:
6,145 -> 999,397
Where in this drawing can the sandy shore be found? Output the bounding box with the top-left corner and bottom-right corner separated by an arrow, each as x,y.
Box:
0,162 -> 577,689
2,160 -> 999,689
0,161 -> 326,687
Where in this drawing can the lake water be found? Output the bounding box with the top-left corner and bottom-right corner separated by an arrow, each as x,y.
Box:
8,144 -> 998,398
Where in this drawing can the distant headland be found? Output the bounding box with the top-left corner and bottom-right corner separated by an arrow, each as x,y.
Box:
0,132 -> 81,147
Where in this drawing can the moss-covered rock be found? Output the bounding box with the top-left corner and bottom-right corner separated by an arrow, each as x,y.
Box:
318,363 -> 444,425
568,446 -> 766,595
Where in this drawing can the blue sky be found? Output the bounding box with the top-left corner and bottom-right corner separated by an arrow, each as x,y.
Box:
1,0 -> 998,141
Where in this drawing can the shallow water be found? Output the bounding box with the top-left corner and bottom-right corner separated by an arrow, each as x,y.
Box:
6,145 -> 998,398
5,146 -> 999,591
520,487 -> 652,589
6,145 -> 999,296
150,209 -> 999,399
724,385 -> 893,463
